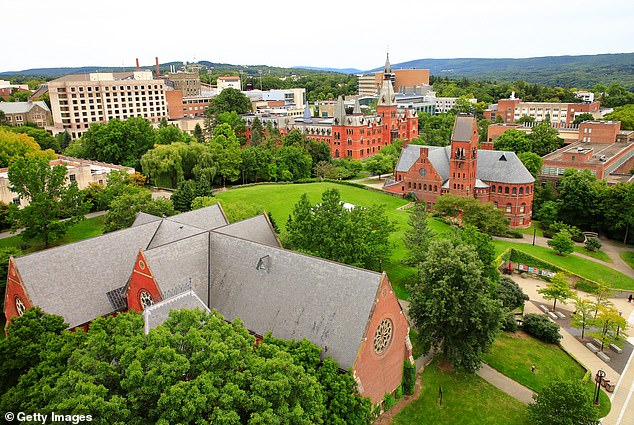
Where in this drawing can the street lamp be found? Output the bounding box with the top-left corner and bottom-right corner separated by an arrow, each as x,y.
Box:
594,369 -> 606,405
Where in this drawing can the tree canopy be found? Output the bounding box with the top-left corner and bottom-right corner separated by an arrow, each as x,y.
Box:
0,308 -> 371,424
0,128 -> 56,167
408,239 -> 502,372
528,380 -> 599,425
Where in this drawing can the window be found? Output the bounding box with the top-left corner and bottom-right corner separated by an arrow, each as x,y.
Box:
520,204 -> 525,213
491,185 -> 496,192
505,187 -> 510,194
512,187 -> 516,195
15,297 -> 26,316
519,187 -> 524,195
139,291 -> 154,309
373,319 -> 393,355
498,186 -> 502,193
506,204 -> 512,213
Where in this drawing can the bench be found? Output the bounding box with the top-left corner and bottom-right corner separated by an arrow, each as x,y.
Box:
597,351 -> 611,362
586,343 -> 599,353
539,304 -> 550,313
556,311 -> 566,319
548,311 -> 558,320
593,338 -> 603,346
609,344 -> 623,354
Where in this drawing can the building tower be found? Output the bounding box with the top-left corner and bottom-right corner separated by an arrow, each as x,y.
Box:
448,115 -> 479,197
376,53 -> 398,145
332,95 -> 346,158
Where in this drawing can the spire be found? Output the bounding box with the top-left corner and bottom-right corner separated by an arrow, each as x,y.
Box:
353,98 -> 361,115
334,95 -> 346,124
303,102 -> 313,123
384,52 -> 391,76
377,78 -> 396,106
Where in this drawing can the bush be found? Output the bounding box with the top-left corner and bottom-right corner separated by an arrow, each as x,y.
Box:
522,313 -> 562,344
394,385 -> 403,400
501,311 -> 519,332
383,393 -> 397,411
402,360 -> 416,395
404,192 -> 418,202
585,237 -> 602,252
506,229 -> 524,239
547,230 -> 575,256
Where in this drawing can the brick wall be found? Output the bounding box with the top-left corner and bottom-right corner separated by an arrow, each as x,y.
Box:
125,251 -> 162,312
3,259 -> 31,330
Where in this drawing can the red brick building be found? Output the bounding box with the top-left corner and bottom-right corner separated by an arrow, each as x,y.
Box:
484,96 -> 600,125
243,56 -> 419,160
385,115 -> 535,227
4,205 -> 412,405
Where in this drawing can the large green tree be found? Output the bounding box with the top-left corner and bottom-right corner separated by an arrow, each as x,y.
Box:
518,151 -> 543,178
528,381 -> 599,425
103,190 -> 176,232
557,169 -> 600,230
0,128 -> 56,167
528,122 -> 563,156
493,129 -> 532,154
8,157 -> 90,247
0,308 -> 371,424
408,239 -> 503,372
402,203 -> 435,271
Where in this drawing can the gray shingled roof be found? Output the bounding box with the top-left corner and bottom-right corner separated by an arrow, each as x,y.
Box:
143,290 -> 209,334
167,204 -> 228,230
214,214 -> 280,248
14,221 -> 162,328
395,144 -> 424,173
131,212 -> 161,227
144,232 -> 210,305
208,232 -> 381,369
0,101 -> 50,114
477,150 -> 535,184
451,115 -> 475,142
147,219 -> 206,249
427,146 -> 451,181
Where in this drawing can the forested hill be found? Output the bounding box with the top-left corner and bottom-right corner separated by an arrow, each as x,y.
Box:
380,53 -> 634,90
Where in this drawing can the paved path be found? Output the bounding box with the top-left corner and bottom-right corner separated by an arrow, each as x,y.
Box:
0,210 -> 107,240
477,363 -> 535,404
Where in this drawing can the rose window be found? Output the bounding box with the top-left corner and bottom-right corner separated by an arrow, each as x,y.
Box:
373,319 -> 393,355
15,297 -> 26,316
140,291 -> 154,309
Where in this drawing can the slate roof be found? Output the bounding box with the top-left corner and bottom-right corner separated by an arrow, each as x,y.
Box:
451,115 -> 475,142
394,145 -> 533,185
143,290 -> 209,334
0,101 -> 50,114
147,219 -> 206,249
144,232 -> 211,305
208,232 -> 381,369
132,212 -> 162,227
14,221 -> 162,328
214,214 -> 280,248
167,204 -> 228,230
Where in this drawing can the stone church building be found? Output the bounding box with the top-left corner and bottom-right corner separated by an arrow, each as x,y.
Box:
4,204 -> 412,404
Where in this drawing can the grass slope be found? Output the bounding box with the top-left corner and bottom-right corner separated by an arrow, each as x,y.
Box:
215,182 -> 451,299
492,240 -> 634,290
620,251 -> 634,270
393,359 -> 530,425
573,246 -> 613,263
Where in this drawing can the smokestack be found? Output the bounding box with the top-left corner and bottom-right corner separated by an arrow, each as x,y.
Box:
155,57 -> 160,76
136,58 -> 140,70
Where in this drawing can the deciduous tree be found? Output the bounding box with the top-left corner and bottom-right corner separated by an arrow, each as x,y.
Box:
403,203 -> 435,271
547,230 -> 575,255
528,380 -> 599,425
538,272 -> 573,312
571,296 -> 595,340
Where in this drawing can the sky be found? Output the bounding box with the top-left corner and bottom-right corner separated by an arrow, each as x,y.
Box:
2,0 -> 633,72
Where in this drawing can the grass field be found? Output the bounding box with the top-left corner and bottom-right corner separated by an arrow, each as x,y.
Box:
216,182 -> 451,299
573,246 -> 613,263
483,332 -> 611,417
518,221 -> 544,238
0,216 -> 105,254
492,240 -> 634,290
621,251 -> 634,270
393,359 -> 530,425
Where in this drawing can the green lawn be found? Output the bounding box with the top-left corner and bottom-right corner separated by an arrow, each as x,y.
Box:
0,216 -> 105,254
216,182 -> 451,299
492,240 -> 634,291
620,251 -> 634,270
573,246 -> 613,263
393,359 -> 530,425
483,332 -> 611,417
518,221 -> 544,238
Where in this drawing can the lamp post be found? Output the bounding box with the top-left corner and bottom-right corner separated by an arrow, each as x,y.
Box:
594,369 -> 606,405
533,227 -> 537,246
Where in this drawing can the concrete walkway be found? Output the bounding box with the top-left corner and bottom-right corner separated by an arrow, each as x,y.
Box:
0,210 -> 107,240
477,363 -> 535,404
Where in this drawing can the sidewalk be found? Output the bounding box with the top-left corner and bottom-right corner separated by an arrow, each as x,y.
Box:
477,364 -> 535,404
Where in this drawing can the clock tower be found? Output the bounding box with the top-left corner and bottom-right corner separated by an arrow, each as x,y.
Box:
448,115 -> 479,197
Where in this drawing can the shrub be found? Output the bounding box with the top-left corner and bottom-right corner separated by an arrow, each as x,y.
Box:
404,192 -> 418,202
383,393 -> 397,411
547,230 -> 575,255
501,311 -> 519,332
574,280 -> 599,294
522,313 -> 562,344
402,360 -> 416,395
585,237 -> 602,252
395,385 -> 403,400
506,229 -> 524,239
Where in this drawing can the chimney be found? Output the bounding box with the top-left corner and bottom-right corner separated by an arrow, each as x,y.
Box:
155,57 -> 160,76
136,58 -> 140,70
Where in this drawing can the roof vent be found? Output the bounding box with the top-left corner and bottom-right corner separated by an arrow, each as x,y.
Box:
499,154 -> 507,161
256,255 -> 271,271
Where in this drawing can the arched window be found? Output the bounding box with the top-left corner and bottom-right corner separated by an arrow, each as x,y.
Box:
424,184 -> 427,190
491,185 -> 496,192
506,204 -> 512,213
519,187 -> 524,195
15,297 -> 25,316
505,187 -> 510,194
512,187 -> 517,195
418,183 -> 422,190
434,185 -> 438,192
498,186 -> 502,193
520,203 -> 525,213
494,202 -> 498,209
408,182 -> 411,189
139,291 -> 154,309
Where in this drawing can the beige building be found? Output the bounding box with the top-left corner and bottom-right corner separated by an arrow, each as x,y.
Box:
0,155 -> 134,208
167,72 -> 201,97
48,71 -> 168,139
0,101 -> 52,127
217,76 -> 241,92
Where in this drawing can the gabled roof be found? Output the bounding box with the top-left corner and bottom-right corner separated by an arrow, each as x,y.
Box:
208,232 -> 381,369
166,204 -> 228,230
213,214 -> 280,248
143,289 -> 209,334
144,232 -> 211,306
0,101 -> 49,114
427,146 -> 451,181
13,220 -> 162,328
147,219 -> 206,249
476,150 -> 535,184
334,95 -> 346,124
132,212 -> 162,227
